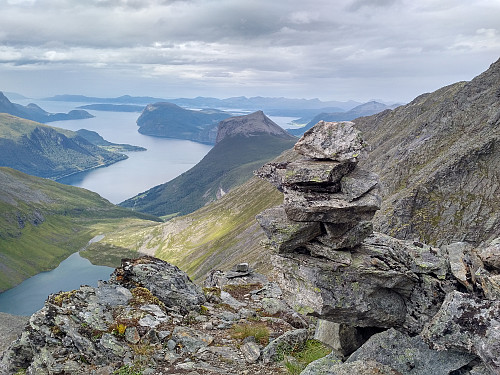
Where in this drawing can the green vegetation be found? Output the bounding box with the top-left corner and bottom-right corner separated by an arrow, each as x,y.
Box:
283,339 -> 332,375
0,167 -> 161,291
113,365 -> 142,375
0,113 -> 130,180
231,322 -> 270,345
121,134 -> 296,217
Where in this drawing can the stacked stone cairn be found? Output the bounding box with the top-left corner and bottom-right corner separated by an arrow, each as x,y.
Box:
256,120 -> 381,259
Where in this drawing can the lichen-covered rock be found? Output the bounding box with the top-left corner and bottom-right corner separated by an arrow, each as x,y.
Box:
314,320 -> 365,356
294,121 -> 368,161
340,168 -> 379,202
111,256 -> 206,313
256,205 -> 322,253
422,291 -> 500,374
347,328 -> 475,375
301,359 -> 400,375
261,328 -> 309,363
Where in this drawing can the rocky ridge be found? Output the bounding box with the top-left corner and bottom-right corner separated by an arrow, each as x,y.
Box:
0,257 -> 318,374
256,121 -> 500,374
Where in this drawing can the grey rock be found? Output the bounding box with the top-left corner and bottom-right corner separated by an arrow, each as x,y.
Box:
299,351 -> 342,375
171,326 -> 214,354
477,238 -> 500,271
422,291 -> 500,374
272,232 -> 453,333
283,187 -> 380,223
294,121 -> 368,161
235,263 -> 249,272
302,359 -> 401,375
261,328 -> 309,363
166,339 -> 177,351
340,168 -> 380,201
316,221 -> 373,251
256,205 -> 322,253
240,341 -> 261,363
220,290 -> 246,309
444,242 -> 476,291
305,242 -> 352,265
314,320 -> 364,356
95,283 -> 132,306
283,159 -> 355,188
99,333 -> 128,358
124,326 -> 140,344
348,328 -> 475,375
111,256 -> 206,313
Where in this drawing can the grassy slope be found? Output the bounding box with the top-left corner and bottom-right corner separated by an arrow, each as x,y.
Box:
0,113 -> 127,180
0,167 -> 160,291
120,134 -> 297,217
88,149 -> 298,282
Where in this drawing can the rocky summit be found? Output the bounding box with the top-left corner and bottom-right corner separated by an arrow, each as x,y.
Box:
256,121 -> 500,374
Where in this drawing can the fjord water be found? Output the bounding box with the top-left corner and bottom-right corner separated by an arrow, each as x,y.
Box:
0,252 -> 113,316
29,101 -> 214,204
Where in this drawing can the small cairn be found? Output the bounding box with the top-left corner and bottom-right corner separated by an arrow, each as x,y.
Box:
255,121 -> 381,260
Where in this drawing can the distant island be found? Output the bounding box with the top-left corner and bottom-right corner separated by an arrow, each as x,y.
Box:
136,102 -> 232,144
0,92 -> 94,123
77,104 -> 145,112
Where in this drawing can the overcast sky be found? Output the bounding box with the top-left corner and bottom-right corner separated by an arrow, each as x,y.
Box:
0,0 -> 499,102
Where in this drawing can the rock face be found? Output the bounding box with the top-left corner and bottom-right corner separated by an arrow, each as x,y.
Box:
256,121 -> 500,374
354,57 -> 500,246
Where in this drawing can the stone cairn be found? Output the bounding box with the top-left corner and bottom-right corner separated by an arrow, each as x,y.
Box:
255,120 -> 381,258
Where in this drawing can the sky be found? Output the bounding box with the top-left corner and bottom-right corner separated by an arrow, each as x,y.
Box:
0,0 -> 499,103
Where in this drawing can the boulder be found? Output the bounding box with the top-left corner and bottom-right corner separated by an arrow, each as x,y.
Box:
261,328 -> 309,363
294,121 -> 368,161
422,291 -> 500,374
340,168 -> 379,202
301,358 -> 400,375
347,328 -> 475,375
111,256 -> 206,313
314,319 -> 365,356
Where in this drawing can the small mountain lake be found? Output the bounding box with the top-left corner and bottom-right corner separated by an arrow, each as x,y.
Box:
0,251 -> 113,316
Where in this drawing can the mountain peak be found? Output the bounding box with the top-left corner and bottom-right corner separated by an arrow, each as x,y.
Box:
215,110 -> 296,144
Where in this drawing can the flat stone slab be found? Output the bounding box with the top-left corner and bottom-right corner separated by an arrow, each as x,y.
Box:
294,121 -> 368,161
283,188 -> 381,223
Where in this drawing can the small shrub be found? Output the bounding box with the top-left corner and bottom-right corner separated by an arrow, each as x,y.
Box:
111,323 -> 127,337
113,364 -> 142,375
130,287 -> 165,309
284,339 -> 332,374
52,290 -> 77,306
200,305 -> 209,315
231,323 -> 270,345
222,283 -> 262,301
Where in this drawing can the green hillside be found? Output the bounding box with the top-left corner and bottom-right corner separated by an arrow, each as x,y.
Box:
0,167 -> 160,292
0,113 -> 129,180
120,134 -> 296,217
86,168 -> 289,282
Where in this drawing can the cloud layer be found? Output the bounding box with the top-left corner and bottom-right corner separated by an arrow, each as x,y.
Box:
0,0 -> 499,101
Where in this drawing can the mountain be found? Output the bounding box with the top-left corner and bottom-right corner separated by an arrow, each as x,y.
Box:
43,94 -> 166,104
77,104 -> 145,112
354,57 -> 500,246
0,113 -> 131,180
0,167 -> 160,292
0,92 -> 93,123
288,101 -> 399,136
43,94 -> 360,113
120,111 -> 296,217
136,102 -> 232,144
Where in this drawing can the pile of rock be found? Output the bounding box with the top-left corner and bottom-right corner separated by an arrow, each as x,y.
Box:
256,121 -> 380,259
256,121 -> 500,375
